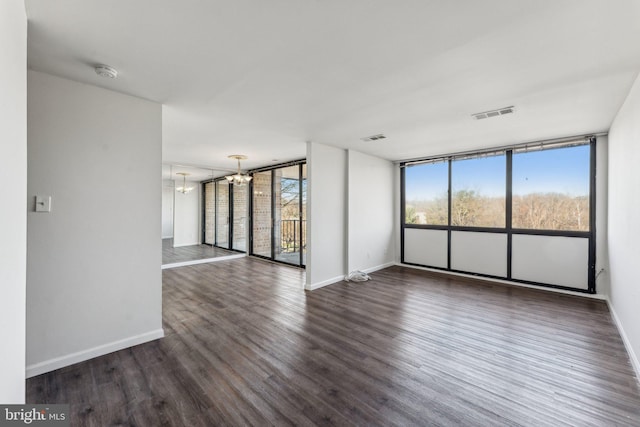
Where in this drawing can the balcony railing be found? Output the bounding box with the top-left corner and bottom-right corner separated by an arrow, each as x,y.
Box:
279,219 -> 306,254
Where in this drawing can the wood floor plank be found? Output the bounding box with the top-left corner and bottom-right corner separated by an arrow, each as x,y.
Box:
27,258 -> 640,426
162,238 -> 238,265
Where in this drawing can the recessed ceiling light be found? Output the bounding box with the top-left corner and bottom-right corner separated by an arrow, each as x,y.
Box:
95,65 -> 118,79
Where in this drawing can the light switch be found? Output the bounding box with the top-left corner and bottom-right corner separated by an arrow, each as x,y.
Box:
35,196 -> 52,212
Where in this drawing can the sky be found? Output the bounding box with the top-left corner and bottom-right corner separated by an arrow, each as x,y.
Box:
405,145 -> 590,201
512,145 -> 590,196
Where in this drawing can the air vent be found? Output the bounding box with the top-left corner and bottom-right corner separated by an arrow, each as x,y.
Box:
361,133 -> 387,142
472,106 -> 515,120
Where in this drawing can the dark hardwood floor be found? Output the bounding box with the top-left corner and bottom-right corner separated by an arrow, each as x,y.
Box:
27,259 -> 640,426
162,238 -> 239,265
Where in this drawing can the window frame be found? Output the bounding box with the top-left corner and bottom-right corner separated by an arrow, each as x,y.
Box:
201,177 -> 247,254
404,160 -> 449,226
248,159 -> 307,268
400,137 -> 596,293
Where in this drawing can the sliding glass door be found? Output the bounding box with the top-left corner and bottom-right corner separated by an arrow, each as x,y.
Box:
252,171 -> 272,257
202,178 -> 248,252
250,161 -> 306,267
275,166 -> 301,264
232,183 -> 248,251
203,181 -> 215,245
201,161 -> 305,263
216,181 -> 230,249
301,164 -> 307,266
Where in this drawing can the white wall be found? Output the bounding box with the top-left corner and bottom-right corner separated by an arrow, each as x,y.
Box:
306,142 -> 347,289
511,235 -> 588,289
0,0 -> 27,404
173,182 -> 201,247
347,150 -> 395,273
608,72 -> 640,376
394,166 -> 402,263
452,232 -> 507,277
162,180 -> 174,239
595,136 -> 610,296
26,71 -> 163,377
403,228 -> 447,268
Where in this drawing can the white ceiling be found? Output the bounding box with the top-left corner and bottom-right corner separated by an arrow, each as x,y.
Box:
25,0 -> 640,171
161,164 -> 214,182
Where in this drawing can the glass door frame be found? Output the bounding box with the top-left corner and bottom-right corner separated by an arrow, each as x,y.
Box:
201,178 -> 248,254
249,159 -> 306,268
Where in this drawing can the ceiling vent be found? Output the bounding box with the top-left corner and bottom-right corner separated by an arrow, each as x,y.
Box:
472,106 -> 514,120
361,133 -> 387,142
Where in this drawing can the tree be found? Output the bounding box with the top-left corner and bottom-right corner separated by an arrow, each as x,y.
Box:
451,189 -> 481,226
405,205 -> 418,223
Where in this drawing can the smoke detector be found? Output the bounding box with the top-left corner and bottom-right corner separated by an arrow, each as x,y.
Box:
95,65 -> 118,79
472,106 -> 514,120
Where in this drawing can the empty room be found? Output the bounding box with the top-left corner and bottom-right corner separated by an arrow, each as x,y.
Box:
2,0 -> 640,425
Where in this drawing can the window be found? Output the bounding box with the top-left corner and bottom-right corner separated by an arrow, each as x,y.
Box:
400,138 -> 595,293
404,162 -> 448,225
512,145 -> 590,231
451,154 -> 506,228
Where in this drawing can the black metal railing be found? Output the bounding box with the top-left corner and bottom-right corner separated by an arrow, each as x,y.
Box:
279,219 -> 306,254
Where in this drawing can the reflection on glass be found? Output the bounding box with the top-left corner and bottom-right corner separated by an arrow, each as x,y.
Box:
204,181 -> 215,244
451,155 -> 506,227
512,145 -> 589,231
252,171 -> 272,257
163,165 -> 239,266
216,181 -> 229,248
232,183 -> 248,251
404,162 -> 448,225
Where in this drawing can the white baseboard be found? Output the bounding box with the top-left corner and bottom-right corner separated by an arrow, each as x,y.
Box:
26,328 -> 165,378
360,261 -> 396,275
161,254 -> 246,269
395,262 -> 607,300
607,299 -> 640,380
172,242 -> 200,248
305,262 -> 396,291
305,275 -> 345,291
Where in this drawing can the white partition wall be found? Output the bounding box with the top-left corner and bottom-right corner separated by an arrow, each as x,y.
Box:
347,150 -> 395,273
403,228 -> 447,268
0,0 -> 27,403
451,232 -> 507,277
512,235 -> 589,290
609,71 -> 640,378
306,142 -> 347,289
27,71 -> 163,376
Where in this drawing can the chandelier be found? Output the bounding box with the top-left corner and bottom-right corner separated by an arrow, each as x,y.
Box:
225,155 -> 252,186
176,172 -> 194,194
